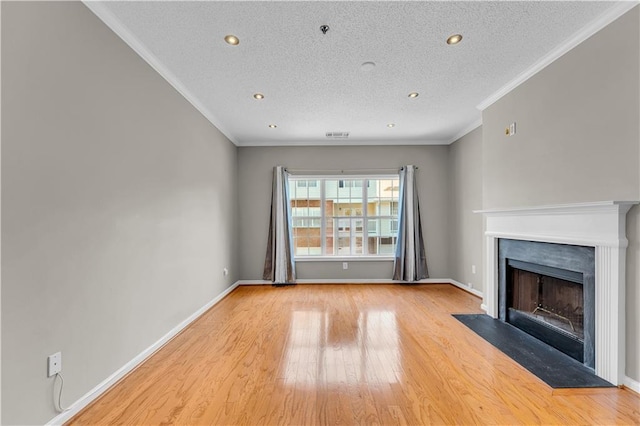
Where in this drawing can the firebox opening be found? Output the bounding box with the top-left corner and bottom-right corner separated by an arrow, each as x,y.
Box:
506,259 -> 585,364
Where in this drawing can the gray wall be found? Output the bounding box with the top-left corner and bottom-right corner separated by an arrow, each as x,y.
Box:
481,6 -> 639,382
1,3 -> 238,424
448,127 -> 483,293
238,146 -> 450,280
0,3 -> 3,421
633,5 -> 640,385
482,8 -> 639,208
2,3 -> 638,424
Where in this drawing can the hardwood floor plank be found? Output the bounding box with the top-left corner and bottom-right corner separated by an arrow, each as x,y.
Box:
69,284 -> 640,425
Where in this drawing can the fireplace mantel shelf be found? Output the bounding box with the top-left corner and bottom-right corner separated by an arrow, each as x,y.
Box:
473,200 -> 638,216
476,200 -> 637,385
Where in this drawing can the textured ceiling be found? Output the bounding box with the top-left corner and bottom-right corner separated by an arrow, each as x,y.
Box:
91,1 -> 619,146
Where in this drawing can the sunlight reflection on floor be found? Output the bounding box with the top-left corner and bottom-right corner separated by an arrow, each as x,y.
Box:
283,309 -> 400,386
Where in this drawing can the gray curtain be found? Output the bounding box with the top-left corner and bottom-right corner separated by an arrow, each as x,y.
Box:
263,166 -> 296,284
393,165 -> 429,282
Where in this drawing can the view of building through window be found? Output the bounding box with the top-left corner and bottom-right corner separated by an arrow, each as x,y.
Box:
289,177 -> 400,256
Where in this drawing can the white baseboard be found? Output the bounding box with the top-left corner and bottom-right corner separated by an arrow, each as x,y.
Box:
45,282 -> 240,425
238,278 -> 484,300
624,376 -> 640,394
45,278 -> 482,424
238,278 -> 458,285
41,277 -> 635,425
480,304 -> 488,312
236,279 -> 272,285
448,279 -> 484,298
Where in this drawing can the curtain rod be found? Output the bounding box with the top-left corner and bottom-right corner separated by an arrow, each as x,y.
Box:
285,166 -> 416,174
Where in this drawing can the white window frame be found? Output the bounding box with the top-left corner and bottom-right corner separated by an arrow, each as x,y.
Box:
289,175 -> 399,260
296,180 -> 318,188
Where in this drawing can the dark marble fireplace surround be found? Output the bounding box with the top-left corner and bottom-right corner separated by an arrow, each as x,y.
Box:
498,239 -> 595,369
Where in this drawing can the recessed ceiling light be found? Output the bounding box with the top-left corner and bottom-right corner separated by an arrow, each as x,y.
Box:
224,35 -> 240,45
446,34 -> 463,45
253,93 -> 264,100
408,92 -> 419,98
268,124 -> 277,128
387,123 -> 395,128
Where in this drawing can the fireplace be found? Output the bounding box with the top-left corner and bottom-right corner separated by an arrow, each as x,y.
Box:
476,201 -> 637,385
499,239 -> 595,368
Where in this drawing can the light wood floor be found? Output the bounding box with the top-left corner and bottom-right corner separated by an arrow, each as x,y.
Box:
69,284 -> 640,425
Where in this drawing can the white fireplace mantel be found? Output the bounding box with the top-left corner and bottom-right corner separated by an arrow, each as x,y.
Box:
474,201 -> 638,385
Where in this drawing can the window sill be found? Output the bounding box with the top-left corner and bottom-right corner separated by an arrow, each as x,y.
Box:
295,256 -> 395,262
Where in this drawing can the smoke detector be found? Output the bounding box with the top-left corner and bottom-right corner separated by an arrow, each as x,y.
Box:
326,132 -> 349,139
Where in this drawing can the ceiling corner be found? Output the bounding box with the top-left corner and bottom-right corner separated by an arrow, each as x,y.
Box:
81,0 -> 240,146
476,1 -> 638,111
447,119 -> 483,145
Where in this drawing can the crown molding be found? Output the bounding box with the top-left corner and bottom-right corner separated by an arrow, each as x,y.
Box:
477,1 -> 639,111
447,118 -> 482,144
82,1 -> 239,145
235,138 -> 450,147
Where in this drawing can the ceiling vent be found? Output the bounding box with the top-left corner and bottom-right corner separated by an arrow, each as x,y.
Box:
326,132 -> 349,139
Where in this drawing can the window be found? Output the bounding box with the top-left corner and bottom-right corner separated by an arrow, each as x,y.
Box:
338,180 -> 365,188
289,176 -> 400,257
292,207 -> 321,228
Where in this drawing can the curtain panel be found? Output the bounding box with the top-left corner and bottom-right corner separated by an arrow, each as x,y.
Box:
263,166 -> 296,284
393,165 -> 429,282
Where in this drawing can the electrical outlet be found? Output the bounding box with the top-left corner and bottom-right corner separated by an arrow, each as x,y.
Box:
223,267 -> 229,276
343,262 -> 348,270
472,265 -> 476,274
509,122 -> 516,135
48,352 -> 62,377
